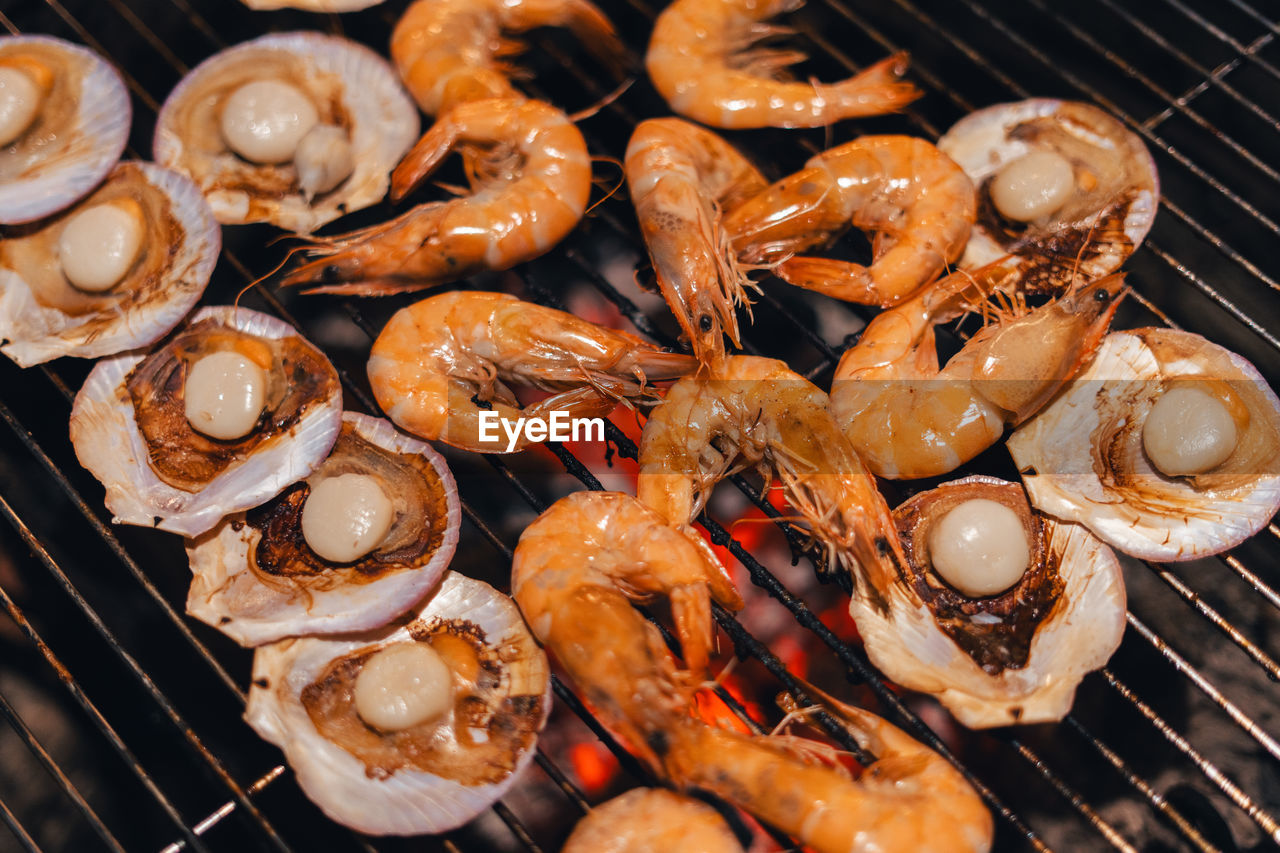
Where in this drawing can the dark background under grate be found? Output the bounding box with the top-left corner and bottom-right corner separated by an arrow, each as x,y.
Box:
0,0 -> 1277,851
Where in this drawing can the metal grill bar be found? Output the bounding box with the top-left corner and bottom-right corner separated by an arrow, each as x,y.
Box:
0,688 -> 126,853
0,538 -> 208,853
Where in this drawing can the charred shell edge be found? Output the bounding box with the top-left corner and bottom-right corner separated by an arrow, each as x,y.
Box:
244,572 -> 552,835
852,475 -> 1127,729
69,305 -> 343,538
1009,330 -> 1280,561
0,161 -> 221,367
0,35 -> 131,225
938,98 -> 1159,274
153,31 -> 419,233
185,411 -> 462,647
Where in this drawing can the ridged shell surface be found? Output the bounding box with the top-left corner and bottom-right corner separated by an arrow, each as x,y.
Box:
69,306 -> 343,537
245,573 -> 552,835
154,32 -> 418,233
0,36 -> 130,224
186,412 -> 461,646
1,161 -> 220,366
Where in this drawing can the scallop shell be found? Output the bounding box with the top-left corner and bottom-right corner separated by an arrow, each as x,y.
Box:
1008,329 -> 1280,561
851,476 -> 1126,729
0,36 -> 130,224
69,306 -> 343,537
245,572 -> 552,835
241,0 -> 385,9
938,99 -> 1158,291
0,161 -> 220,367
154,32 -> 418,233
186,412 -> 461,646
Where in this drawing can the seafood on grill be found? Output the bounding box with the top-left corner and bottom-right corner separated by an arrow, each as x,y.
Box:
1008,328 -> 1280,561
0,35 -> 130,224
0,161 -> 219,367
637,354 -> 904,594
366,290 -> 696,452
186,413 -> 461,646
512,491 -> 993,853
852,475 -> 1125,729
646,0 -> 920,128
281,98 -> 591,295
937,99 -> 1158,294
625,118 -> 769,367
562,788 -> 742,853
246,572 -> 551,835
70,306 -> 343,537
391,0 -> 625,117
154,32 -> 418,233
830,258 -> 1126,480
726,135 -> 976,306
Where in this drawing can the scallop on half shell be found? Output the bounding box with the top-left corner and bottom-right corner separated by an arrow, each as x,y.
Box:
1008,328 -> 1280,561
0,35 -> 130,224
70,306 -> 343,537
851,476 -> 1126,729
186,412 -> 461,646
154,32 -> 418,233
246,572 -> 552,835
938,99 -> 1158,294
0,161 -> 220,367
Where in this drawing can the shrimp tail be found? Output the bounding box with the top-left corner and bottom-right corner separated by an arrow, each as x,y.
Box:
391,107 -> 479,202
558,0 -> 633,78
819,52 -> 922,119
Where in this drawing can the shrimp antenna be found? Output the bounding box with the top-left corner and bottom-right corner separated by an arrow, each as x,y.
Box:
585,156 -> 625,215
570,76 -> 635,123
233,247 -> 307,309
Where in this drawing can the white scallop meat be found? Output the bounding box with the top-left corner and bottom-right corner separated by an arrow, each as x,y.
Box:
69,306 -> 343,537
938,99 -> 1158,293
0,161 -> 220,366
1008,328 -> 1280,561
154,32 -> 418,233
245,572 -> 552,835
186,412 -> 462,646
0,35 -> 130,224
852,476 -> 1126,729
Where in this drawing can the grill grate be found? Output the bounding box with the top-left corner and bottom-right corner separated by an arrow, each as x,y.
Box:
0,0 -> 1277,851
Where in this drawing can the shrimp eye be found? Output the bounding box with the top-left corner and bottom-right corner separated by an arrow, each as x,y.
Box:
322,264 -> 342,282
698,314 -> 714,333
1093,288 -> 1111,303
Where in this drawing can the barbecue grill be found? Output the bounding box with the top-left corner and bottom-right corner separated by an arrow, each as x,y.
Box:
1,0 -> 1277,850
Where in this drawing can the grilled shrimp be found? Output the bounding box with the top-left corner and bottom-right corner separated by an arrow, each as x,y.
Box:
281,98 -> 590,295
625,118 -> 769,368
831,258 -> 1127,480
512,491 -> 992,853
726,135 -> 976,306
391,0 -> 626,116
367,291 -> 696,452
646,0 -> 920,129
637,355 -> 904,594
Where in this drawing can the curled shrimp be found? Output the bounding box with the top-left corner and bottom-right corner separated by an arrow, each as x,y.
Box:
562,789 -> 741,853
512,490 -> 993,853
646,0 -> 920,129
637,355 -> 904,596
624,118 -> 769,368
280,98 -> 591,295
831,258 -> 1127,480
391,0 -> 626,116
366,291 -> 696,452
725,135 -> 976,306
